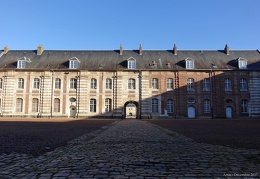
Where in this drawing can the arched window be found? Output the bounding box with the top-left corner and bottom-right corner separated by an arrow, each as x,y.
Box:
128,78 -> 135,89
106,78 -> 112,89
166,78 -> 173,90
152,98 -> 159,113
204,100 -> 211,113
33,78 -> 40,89
152,78 -> 159,89
16,98 -> 23,112
54,98 -> 60,112
91,78 -> 97,89
105,98 -> 112,112
55,78 -> 61,89
18,78 -> 24,89
167,99 -> 174,113
187,78 -> 194,91
70,78 -> 77,89
32,98 -> 39,112
90,98 -> 96,112
240,78 -> 247,91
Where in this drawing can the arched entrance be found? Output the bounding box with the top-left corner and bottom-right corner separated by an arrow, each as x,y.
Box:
70,105 -> 77,117
124,101 -> 139,119
187,106 -> 195,118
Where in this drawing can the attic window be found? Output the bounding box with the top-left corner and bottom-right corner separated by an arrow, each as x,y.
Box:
238,57 -> 247,69
69,57 -> 80,69
185,58 -> 195,69
17,57 -> 31,69
127,57 -> 136,69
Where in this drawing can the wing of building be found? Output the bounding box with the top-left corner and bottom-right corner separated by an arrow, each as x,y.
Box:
0,44 -> 260,119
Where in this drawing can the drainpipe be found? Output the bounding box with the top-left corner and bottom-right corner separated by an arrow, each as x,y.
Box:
50,70 -> 54,118
209,70 -> 214,119
138,70 -> 142,119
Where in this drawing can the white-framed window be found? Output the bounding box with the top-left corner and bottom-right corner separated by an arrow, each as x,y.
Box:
185,58 -> 195,69
16,98 -> 23,112
241,99 -> 248,113
54,98 -> 60,112
152,78 -> 159,89
17,60 -> 26,69
106,78 -> 112,89
70,78 -> 77,89
105,98 -> 112,112
32,98 -> 39,112
224,78 -> 232,91
167,78 -> 173,90
167,99 -> 174,113
33,78 -> 40,89
90,98 -> 96,112
203,78 -> 210,91
238,58 -> 247,69
127,58 -> 136,69
187,78 -> 194,91
69,60 -> 78,69
152,98 -> 159,113
128,78 -> 135,89
204,100 -> 211,113
240,78 -> 247,91
18,78 -> 24,89
0,78 -> 2,89
55,78 -> 61,89
91,78 -> 97,89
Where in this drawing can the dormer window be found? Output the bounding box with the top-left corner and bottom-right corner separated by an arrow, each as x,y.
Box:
127,57 -> 136,69
69,57 -> 80,69
238,57 -> 247,69
17,57 -> 31,69
185,58 -> 195,69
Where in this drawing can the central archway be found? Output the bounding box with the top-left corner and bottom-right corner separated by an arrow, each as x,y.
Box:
124,101 -> 139,119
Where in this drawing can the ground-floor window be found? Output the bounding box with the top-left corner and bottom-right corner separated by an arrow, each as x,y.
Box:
167,99 -> 174,113
90,98 -> 96,112
241,99 -> 248,113
16,98 -> 23,112
32,98 -> 39,112
204,100 -> 211,113
152,98 -> 159,113
105,98 -> 112,112
54,98 -> 60,112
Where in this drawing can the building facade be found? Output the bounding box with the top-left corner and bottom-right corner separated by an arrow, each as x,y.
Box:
0,44 -> 259,119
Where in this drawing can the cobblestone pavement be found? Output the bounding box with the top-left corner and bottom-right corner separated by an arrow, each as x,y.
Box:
0,119 -> 259,179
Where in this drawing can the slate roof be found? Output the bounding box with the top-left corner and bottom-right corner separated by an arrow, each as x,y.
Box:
0,49 -> 260,71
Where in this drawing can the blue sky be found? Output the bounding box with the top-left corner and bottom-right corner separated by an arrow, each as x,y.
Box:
1,0 -> 259,50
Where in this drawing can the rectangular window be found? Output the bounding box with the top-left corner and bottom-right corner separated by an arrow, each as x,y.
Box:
240,78 -> 247,91
18,78 -> 24,89
241,99 -> 248,113
239,60 -> 247,69
33,78 -> 40,89
167,99 -> 174,113
54,98 -> 60,112
204,100 -> 211,113
203,78 -> 210,91
91,78 -> 97,89
128,60 -> 136,69
70,78 -> 77,89
90,99 -> 96,112
106,78 -> 112,89
187,78 -> 194,91
128,78 -> 135,89
55,78 -> 61,89
152,78 -> 158,89
167,78 -> 173,90
152,98 -> 159,113
32,98 -> 39,112
225,78 -> 232,91
105,98 -> 112,112
186,60 -> 194,69
16,98 -> 23,112
69,60 -> 78,69
17,60 -> 26,69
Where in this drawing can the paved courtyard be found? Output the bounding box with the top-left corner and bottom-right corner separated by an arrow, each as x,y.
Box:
0,119 -> 259,178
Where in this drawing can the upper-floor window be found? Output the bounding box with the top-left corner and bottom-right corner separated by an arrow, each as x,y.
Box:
18,78 -> 24,89
106,78 -> 112,89
90,78 -> 97,89
238,57 -> 247,69
17,57 -> 31,69
152,78 -> 159,89
185,58 -> 195,69
204,100 -> 211,113
55,78 -> 61,89
240,78 -> 247,91
203,78 -> 210,91
0,78 -> 2,89
70,78 -> 77,89
167,78 -> 173,90
224,78 -> 232,91
127,57 -> 136,69
69,57 -> 80,69
33,78 -> 40,89
128,78 -> 135,89
187,78 -> 195,91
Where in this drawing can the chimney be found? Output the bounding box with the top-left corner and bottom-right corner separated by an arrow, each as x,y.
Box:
225,44 -> 230,55
173,44 -> 177,55
139,44 -> 142,55
119,44 -> 123,55
4,46 -> 9,54
37,44 -> 44,55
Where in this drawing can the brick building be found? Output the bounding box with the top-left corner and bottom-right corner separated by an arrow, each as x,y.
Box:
0,44 -> 259,119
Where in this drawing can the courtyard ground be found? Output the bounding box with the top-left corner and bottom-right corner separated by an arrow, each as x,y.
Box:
0,118 -> 259,156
